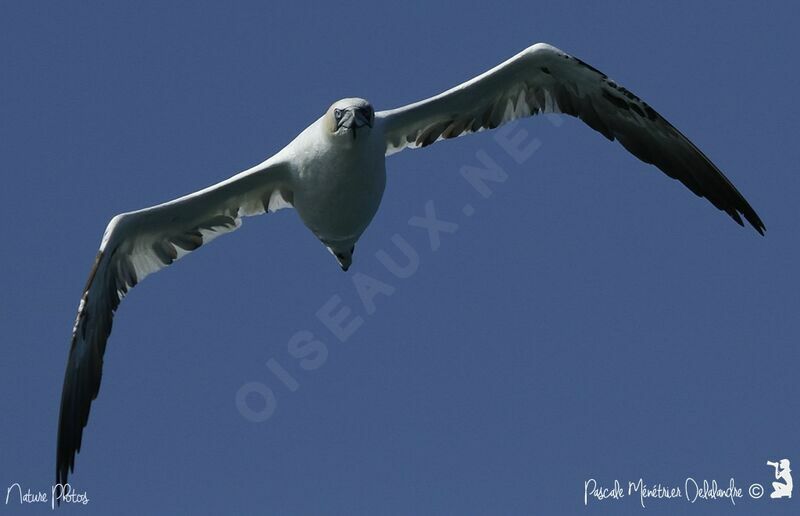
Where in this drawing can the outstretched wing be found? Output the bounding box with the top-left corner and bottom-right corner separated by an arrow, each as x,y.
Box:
378,43 -> 764,233
56,158 -> 294,487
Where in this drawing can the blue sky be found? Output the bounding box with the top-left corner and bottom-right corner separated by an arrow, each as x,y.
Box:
1,1 -> 798,515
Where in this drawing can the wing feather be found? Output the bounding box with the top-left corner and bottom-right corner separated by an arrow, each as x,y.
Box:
56,158 -> 293,488
378,43 -> 764,233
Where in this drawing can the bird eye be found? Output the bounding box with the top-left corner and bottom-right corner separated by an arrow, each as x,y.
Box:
334,109 -> 342,120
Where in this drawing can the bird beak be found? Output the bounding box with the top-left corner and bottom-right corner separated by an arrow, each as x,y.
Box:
337,107 -> 373,140
339,108 -> 372,131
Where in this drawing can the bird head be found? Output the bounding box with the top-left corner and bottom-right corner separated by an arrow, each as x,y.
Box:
325,98 -> 374,139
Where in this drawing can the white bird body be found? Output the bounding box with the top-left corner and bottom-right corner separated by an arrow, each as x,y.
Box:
56,43 -> 765,490
286,112 -> 386,259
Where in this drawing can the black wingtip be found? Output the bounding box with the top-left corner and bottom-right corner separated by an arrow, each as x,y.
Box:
737,206 -> 766,236
750,212 -> 767,236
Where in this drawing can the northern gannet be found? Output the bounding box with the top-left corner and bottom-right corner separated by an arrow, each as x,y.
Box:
57,43 -> 764,488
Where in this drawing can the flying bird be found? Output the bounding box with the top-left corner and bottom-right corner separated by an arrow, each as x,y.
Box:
57,43 -> 765,487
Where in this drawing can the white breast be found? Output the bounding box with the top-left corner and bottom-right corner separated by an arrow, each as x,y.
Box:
284,118 -> 387,246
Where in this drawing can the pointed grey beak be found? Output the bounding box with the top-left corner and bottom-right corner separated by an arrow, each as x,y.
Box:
337,107 -> 373,139
339,108 -> 372,131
